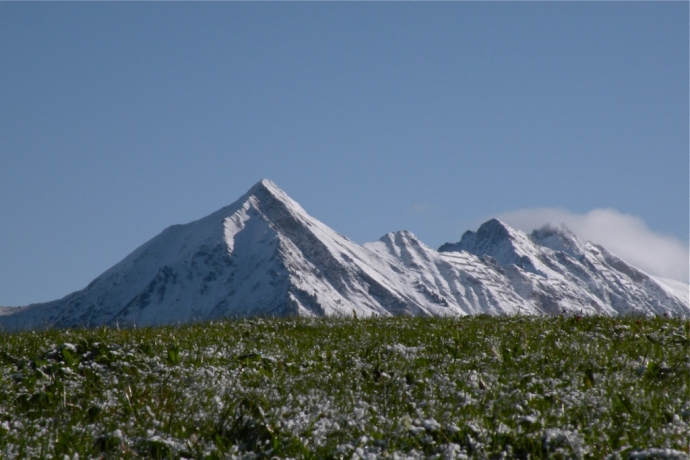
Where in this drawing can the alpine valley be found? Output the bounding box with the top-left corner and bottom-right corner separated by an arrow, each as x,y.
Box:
1,179 -> 687,331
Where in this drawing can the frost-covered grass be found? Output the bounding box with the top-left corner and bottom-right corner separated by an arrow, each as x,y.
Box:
1,316 -> 689,459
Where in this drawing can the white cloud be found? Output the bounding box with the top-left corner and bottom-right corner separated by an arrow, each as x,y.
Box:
497,207 -> 689,284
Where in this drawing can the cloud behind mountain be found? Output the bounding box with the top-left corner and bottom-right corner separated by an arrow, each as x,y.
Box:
498,207 -> 689,283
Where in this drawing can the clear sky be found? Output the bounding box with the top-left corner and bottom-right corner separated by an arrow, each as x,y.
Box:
1,2 -> 688,306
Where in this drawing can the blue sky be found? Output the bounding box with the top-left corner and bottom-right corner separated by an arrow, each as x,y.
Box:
1,2 -> 688,306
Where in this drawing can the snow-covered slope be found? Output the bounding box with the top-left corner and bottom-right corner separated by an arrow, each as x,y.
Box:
439,220 -> 689,316
652,276 -> 689,306
1,181 -> 687,331
0,180 -> 483,330
364,231 -> 534,315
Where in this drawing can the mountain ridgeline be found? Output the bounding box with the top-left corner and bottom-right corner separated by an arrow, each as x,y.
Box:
1,180 -> 687,331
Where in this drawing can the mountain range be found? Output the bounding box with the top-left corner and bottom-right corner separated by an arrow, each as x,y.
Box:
1,179 -> 687,331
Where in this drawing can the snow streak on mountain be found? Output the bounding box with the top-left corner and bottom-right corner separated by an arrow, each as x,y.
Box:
1,180 -> 687,330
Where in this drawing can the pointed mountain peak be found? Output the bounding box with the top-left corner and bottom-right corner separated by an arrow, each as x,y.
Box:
246,178 -> 291,202
439,218 -> 521,254
475,218 -> 520,240
236,179 -> 309,217
530,223 -> 584,258
249,178 -> 281,194
438,218 -> 547,274
378,230 -> 425,249
379,229 -> 419,241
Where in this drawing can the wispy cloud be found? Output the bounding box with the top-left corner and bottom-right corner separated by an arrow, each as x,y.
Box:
497,207 -> 689,283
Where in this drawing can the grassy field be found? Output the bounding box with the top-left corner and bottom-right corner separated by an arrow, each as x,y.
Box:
0,315 -> 689,459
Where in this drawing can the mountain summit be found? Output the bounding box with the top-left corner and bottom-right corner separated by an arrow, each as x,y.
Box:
1,180 -> 687,330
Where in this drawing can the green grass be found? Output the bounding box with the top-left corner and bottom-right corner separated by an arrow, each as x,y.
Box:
0,315 -> 689,459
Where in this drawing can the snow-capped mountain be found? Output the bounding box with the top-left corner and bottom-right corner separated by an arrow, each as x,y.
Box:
439,219 -> 688,316
1,180 -> 687,330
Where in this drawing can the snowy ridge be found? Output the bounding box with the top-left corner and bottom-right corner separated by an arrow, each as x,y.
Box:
439,219 -> 688,316
1,180 -> 687,331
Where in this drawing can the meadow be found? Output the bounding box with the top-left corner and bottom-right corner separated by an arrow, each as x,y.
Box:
0,315 -> 688,459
